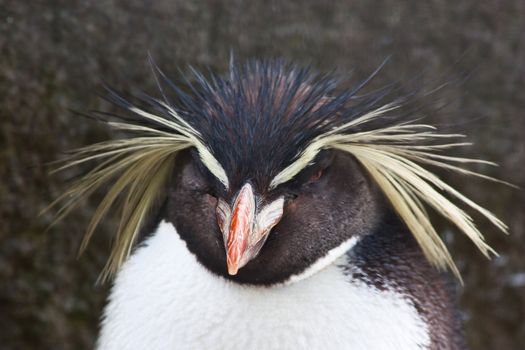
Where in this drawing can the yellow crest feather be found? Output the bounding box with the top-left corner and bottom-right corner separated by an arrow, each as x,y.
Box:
50,93 -> 511,282
48,101 -> 228,281
272,104 -> 512,281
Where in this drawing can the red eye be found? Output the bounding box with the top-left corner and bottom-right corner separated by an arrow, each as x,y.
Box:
309,169 -> 323,183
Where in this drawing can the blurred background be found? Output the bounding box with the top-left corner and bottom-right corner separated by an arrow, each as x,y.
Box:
1,1 -> 523,349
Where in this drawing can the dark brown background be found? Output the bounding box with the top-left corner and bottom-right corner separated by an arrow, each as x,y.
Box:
1,1 -> 524,349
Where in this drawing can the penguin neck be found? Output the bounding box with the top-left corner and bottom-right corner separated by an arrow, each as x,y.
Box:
281,235 -> 362,285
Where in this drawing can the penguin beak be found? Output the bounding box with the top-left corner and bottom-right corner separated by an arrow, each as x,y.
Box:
216,183 -> 284,275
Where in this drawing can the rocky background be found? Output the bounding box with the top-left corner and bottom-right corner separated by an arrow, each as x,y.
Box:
1,1 -> 524,349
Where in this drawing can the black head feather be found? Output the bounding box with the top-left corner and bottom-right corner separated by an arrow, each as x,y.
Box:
162,59 -> 389,195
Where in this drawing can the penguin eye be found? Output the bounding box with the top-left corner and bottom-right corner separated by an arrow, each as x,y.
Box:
308,169 -> 324,183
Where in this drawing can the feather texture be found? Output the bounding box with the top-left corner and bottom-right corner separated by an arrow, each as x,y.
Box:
48,59 -> 510,281
271,103 -> 512,280
48,98 -> 227,281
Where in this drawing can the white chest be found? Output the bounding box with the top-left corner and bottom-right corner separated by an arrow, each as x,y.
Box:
97,221 -> 430,350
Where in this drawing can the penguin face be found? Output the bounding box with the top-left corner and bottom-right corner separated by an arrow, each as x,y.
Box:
166,149 -> 385,285
157,62 -> 390,285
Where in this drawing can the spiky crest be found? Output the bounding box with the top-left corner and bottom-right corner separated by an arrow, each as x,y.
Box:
48,59 -> 510,281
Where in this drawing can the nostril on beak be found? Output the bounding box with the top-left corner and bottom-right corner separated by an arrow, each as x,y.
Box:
215,184 -> 284,275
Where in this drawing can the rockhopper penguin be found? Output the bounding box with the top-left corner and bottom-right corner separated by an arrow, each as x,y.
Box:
51,59 -> 509,349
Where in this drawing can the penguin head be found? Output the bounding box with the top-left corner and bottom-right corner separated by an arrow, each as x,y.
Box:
51,59 -> 507,284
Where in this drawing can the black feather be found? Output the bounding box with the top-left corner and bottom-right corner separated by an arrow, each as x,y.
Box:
167,59 -> 390,194
93,59 -> 393,194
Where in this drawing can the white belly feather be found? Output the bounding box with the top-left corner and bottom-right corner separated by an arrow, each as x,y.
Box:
97,221 -> 430,350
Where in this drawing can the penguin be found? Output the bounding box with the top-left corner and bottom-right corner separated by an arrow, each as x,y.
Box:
51,59 -> 508,349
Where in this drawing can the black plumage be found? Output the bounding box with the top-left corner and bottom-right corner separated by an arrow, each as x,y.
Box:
100,59 -> 393,196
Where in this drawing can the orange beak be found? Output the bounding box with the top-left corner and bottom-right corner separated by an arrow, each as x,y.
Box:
225,183 -> 255,275
216,183 -> 284,276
